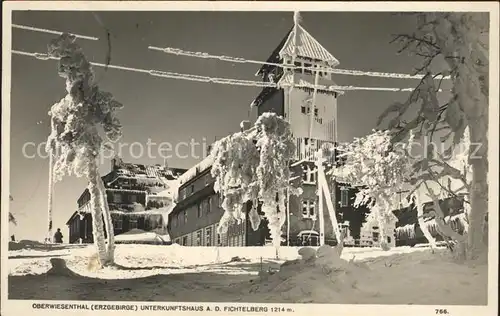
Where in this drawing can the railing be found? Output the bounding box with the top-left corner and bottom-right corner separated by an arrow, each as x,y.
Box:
294,137 -> 336,163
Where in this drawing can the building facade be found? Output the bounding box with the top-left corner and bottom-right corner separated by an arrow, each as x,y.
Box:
167,164 -> 271,247
66,157 -> 186,244
252,23 -> 372,246
166,23 -> 374,247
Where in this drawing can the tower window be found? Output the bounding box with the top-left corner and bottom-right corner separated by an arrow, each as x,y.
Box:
302,200 -> 316,218
303,63 -> 312,75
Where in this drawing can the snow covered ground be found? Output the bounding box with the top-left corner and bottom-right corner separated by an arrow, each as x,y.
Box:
7,242 -> 488,304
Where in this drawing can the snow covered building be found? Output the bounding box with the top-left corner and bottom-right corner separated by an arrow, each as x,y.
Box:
393,195 -> 466,247
251,21 -> 372,246
66,157 -> 186,244
166,21 -> 370,247
167,153 -> 271,247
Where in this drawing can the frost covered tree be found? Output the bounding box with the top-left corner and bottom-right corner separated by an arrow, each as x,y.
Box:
211,113 -> 301,248
45,33 -> 123,266
380,13 -> 488,260
330,130 -> 414,249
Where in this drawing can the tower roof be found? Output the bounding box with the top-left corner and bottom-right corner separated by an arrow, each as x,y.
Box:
256,24 -> 339,77
280,25 -> 339,66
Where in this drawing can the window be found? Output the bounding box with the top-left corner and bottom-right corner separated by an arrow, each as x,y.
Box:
301,106 -> 307,114
129,194 -> 137,203
196,230 -> 202,246
197,203 -> 202,218
309,202 -> 316,217
182,236 -> 188,246
372,231 -> 379,242
310,169 -> 316,183
189,185 -> 195,194
217,233 -> 221,246
184,210 -> 188,224
302,169 -> 308,182
114,219 -> 123,230
301,234 -> 319,246
304,138 -> 316,148
129,219 -> 138,229
302,201 -> 308,216
340,188 -> 349,207
207,197 -> 212,213
113,193 -> 122,203
303,166 -> 316,184
205,227 -> 212,246
302,200 -> 316,218
303,63 -> 312,75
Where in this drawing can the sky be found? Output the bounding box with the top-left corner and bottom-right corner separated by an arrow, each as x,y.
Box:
9,10 -> 432,241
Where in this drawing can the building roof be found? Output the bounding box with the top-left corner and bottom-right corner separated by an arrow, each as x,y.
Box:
256,23 -> 339,77
256,27 -> 293,77
175,155 -> 216,189
114,162 -> 186,181
279,25 -> 339,66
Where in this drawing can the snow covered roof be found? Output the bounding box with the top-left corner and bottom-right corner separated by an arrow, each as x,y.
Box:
151,181 -> 179,199
174,127 -> 259,189
280,25 -> 339,66
175,155 -> 216,188
115,162 -> 186,181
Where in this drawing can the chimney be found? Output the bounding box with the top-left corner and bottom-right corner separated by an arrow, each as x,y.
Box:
240,120 -> 251,132
111,154 -> 122,170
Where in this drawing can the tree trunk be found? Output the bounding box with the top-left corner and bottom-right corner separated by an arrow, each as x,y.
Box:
47,152 -> 54,242
376,199 -> 389,250
466,121 -> 488,260
414,191 -> 437,249
98,176 -> 115,264
432,13 -> 489,261
88,164 -> 108,267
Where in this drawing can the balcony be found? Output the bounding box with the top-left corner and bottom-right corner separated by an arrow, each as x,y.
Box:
294,137 -> 336,163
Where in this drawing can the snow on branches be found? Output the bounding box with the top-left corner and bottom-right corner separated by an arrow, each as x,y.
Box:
45,33 -> 123,266
380,13 -> 487,259
46,33 -> 123,182
211,113 -> 301,247
330,129 -> 414,247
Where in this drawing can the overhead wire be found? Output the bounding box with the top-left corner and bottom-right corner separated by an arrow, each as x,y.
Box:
13,23 -> 449,80
12,50 -> 446,93
148,45 -> 450,80
12,23 -> 99,41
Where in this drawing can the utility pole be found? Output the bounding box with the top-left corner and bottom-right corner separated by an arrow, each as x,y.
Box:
316,150 -> 326,246
286,188 -> 290,246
